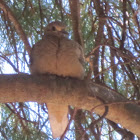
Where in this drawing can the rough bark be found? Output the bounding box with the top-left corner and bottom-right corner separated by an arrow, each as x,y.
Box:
0,74 -> 140,137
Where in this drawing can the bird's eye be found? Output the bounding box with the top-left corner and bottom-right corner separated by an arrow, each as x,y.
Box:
52,26 -> 56,31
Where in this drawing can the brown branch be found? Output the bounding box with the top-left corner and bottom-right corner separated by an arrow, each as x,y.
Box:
3,12 -> 19,72
107,120 -> 134,139
68,0 -> 84,48
120,0 -> 127,50
60,108 -> 78,140
0,0 -> 31,55
94,56 -> 140,79
128,0 -> 140,35
0,74 -> 140,137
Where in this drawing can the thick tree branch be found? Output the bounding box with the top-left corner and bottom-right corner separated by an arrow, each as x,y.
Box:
0,0 -> 31,55
0,74 -> 140,137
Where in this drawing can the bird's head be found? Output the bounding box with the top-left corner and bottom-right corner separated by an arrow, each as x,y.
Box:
44,21 -> 68,37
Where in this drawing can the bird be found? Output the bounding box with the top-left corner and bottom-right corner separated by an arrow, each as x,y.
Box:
30,21 -> 85,138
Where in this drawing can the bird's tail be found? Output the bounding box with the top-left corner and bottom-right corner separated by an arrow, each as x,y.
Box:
47,103 -> 68,138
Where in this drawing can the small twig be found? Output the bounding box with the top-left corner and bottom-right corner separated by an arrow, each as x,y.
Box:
0,0 -> 32,55
60,107 -> 78,140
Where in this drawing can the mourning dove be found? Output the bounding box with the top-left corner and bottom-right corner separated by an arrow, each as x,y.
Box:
30,21 -> 85,138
